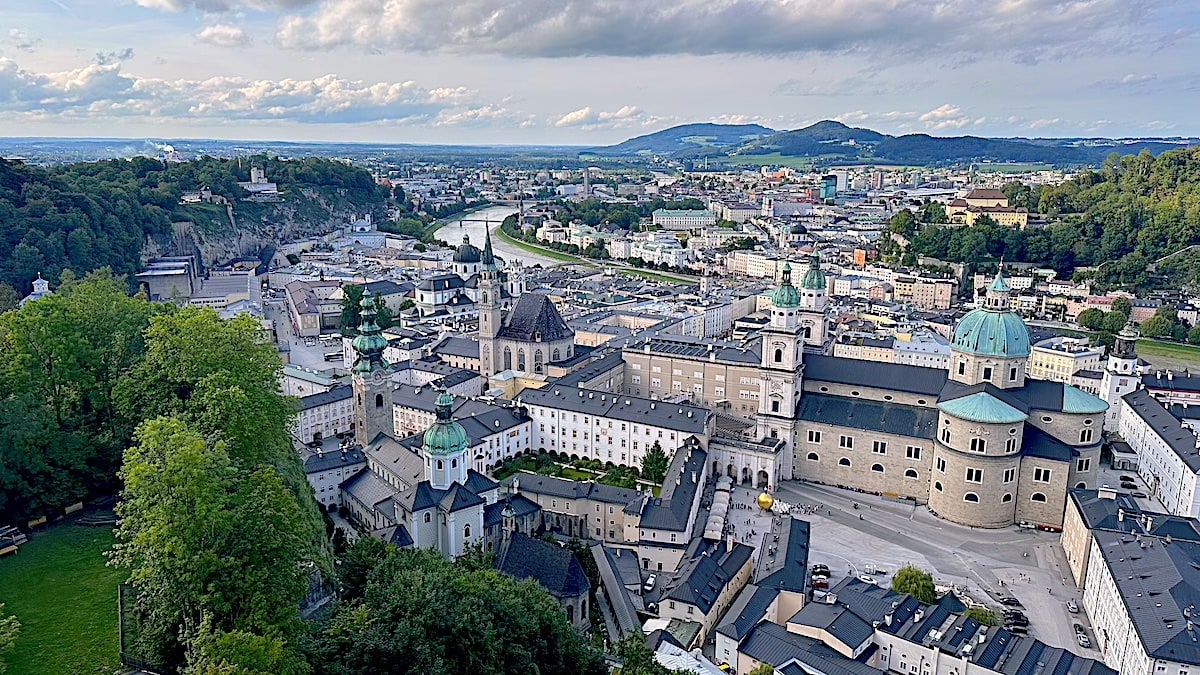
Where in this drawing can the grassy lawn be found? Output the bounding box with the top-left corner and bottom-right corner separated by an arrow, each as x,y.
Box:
559,468 -> 596,481
1137,339 -> 1200,369
494,227 -> 588,263
0,525 -> 125,675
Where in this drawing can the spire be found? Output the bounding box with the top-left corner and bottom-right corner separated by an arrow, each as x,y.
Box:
482,227 -> 497,269
351,293 -> 389,374
770,261 -> 801,308
800,253 -> 826,291
435,386 -> 454,421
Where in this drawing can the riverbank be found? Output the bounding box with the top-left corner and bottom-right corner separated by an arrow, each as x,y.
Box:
428,202 -> 494,236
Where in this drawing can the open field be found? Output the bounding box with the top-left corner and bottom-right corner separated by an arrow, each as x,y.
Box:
1137,339 -> 1200,370
722,153 -> 818,169
0,525 -> 125,675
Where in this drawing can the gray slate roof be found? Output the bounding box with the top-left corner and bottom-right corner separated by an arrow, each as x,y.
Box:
641,441 -> 707,532
1021,425 -> 1075,463
804,354 -> 947,396
716,584 -> 779,642
519,385 -> 710,435
1123,389 -> 1200,472
303,446 -> 365,475
299,384 -> 354,411
662,540 -> 752,615
511,471 -> 641,505
755,517 -> 810,594
495,532 -> 590,599
740,622 -> 882,675
799,394 -> 938,440
432,336 -> 481,360
498,292 -> 573,342
1144,371 -> 1200,393
788,602 -> 875,651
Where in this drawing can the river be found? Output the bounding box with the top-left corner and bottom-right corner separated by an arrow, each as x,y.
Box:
437,204 -> 566,268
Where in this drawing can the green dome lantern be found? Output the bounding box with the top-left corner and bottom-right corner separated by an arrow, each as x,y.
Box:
800,254 -> 826,291
952,269 -> 1031,358
770,263 -> 802,308
422,389 -> 469,456
351,293 -> 389,374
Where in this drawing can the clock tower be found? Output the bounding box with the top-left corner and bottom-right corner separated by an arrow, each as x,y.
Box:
478,228 -> 503,377
352,294 -> 393,447
757,263 -> 804,483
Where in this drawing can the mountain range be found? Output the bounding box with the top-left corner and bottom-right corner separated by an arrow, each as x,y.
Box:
583,120 -> 1199,167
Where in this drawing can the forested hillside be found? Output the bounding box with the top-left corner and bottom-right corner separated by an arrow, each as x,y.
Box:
891,147 -> 1200,288
0,156 -> 384,295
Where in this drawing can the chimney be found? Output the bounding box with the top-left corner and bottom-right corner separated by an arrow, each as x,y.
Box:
914,609 -> 924,622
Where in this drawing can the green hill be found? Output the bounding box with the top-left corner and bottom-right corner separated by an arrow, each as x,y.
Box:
583,123 -> 776,157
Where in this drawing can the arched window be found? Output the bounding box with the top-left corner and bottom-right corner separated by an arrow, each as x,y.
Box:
934,481 -> 943,492
553,348 -> 561,361
1031,492 -> 1047,503
375,393 -> 383,408
1002,493 -> 1013,503
517,349 -> 526,371
871,463 -> 884,473
534,350 -> 544,374
464,523 -> 471,538
839,457 -> 851,467
964,493 -> 979,503
904,469 -> 918,479
566,604 -> 574,623
451,458 -> 457,468
774,348 -> 783,363
503,346 -> 512,370
436,459 -> 444,471
1080,429 -> 1093,444
1076,482 -> 1087,489
424,512 -> 431,523
807,452 -> 819,461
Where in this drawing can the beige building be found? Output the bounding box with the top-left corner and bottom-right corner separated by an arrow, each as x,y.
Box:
1028,336 -> 1104,383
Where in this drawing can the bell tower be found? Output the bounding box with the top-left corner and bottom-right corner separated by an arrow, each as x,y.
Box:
798,254 -> 828,347
478,229 -> 503,377
352,294 -> 393,447
1101,322 -> 1140,431
757,264 -> 803,479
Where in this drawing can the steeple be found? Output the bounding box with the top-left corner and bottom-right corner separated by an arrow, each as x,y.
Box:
800,254 -> 826,291
351,294 -> 389,375
423,387 -> 469,489
481,227 -> 497,272
770,263 -> 801,309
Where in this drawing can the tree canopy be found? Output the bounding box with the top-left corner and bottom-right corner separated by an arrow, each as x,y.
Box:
890,565 -> 936,604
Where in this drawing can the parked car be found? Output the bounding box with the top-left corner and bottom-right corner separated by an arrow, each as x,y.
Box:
1133,491 -> 1148,499
1120,475 -> 1137,482
864,565 -> 888,575
1121,482 -> 1137,490
810,577 -> 829,590
1006,616 -> 1029,627
643,573 -> 657,594
1008,626 -> 1029,635
1067,599 -> 1078,613
999,597 -> 1023,607
1077,633 -> 1092,648
857,575 -> 876,585
1073,623 -> 1086,635
811,564 -> 830,574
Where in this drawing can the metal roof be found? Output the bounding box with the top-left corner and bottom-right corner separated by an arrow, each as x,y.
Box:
937,392 -> 1027,424
804,354 -> 948,396
799,394 -> 938,440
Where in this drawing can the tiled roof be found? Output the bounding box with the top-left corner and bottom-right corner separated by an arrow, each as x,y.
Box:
299,384 -> 353,411
498,292 -> 574,342
804,354 -> 948,396
799,394 -> 937,440
662,540 -> 752,615
1123,389 -> 1200,472
495,532 -> 590,599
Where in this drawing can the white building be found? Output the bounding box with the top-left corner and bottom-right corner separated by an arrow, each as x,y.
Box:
295,385 -> 355,443
1119,390 -> 1200,518
652,209 -> 717,230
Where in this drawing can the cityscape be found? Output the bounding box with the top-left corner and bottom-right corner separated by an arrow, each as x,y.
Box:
4,2 -> 1200,675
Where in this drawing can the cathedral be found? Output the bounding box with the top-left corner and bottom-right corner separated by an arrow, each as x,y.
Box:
617,260 -> 1108,529
339,293 -> 536,556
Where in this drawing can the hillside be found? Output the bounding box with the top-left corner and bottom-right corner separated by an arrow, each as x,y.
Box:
0,156 -> 386,294
591,120 -> 1197,166
583,123 -> 775,157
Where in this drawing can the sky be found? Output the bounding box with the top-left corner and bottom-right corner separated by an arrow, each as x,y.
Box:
1,0 -> 1199,145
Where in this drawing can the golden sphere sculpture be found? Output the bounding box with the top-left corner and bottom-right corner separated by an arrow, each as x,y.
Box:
756,492 -> 775,511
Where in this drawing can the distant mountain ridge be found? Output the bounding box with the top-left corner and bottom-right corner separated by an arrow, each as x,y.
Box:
585,119 -> 1199,166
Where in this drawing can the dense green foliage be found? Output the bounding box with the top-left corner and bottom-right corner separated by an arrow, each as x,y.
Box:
613,633 -> 694,675
307,542 -> 606,675
0,604 -> 17,674
964,608 -> 1001,626
0,156 -> 383,294
895,147 -> 1200,288
550,197 -> 705,230
640,441 -> 669,484
891,565 -> 937,604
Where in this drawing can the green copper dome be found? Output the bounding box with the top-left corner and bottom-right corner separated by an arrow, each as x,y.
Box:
423,389 -> 469,456
1061,385 -> 1108,415
351,294 -> 389,374
800,254 -> 826,291
952,270 -> 1030,358
771,263 -> 801,308
938,392 -> 1027,424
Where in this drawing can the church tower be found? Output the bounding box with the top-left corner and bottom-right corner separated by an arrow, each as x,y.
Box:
1101,322 -> 1141,431
478,229 -> 503,377
423,388 -> 470,490
757,264 -> 803,482
798,254 -> 828,347
352,294 -> 393,447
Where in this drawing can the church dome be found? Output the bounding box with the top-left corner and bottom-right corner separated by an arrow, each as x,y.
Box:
800,254 -> 826,291
770,263 -> 801,308
423,390 -> 469,456
351,294 -> 389,374
453,234 -> 482,263
790,223 -> 808,235
951,271 -> 1031,358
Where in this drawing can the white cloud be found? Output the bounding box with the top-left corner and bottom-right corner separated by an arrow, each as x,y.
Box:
136,0 -> 315,11
1027,118 -> 1063,130
7,29 -> 40,53
269,0 -> 1150,63
0,56 -> 486,125
196,24 -> 253,48
918,103 -> 970,130
554,106 -> 596,128
553,105 -> 659,129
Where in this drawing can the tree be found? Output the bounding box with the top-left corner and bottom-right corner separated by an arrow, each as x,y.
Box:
0,604 -> 18,674
1187,326 -> 1200,344
1111,296 -> 1132,318
1141,314 -> 1174,338
339,284 -> 364,333
0,283 -> 19,314
373,293 -> 395,329
748,665 -> 777,675
918,202 -> 948,224
888,210 -> 917,237
187,622 -> 310,675
614,633 -> 693,675
309,548 -> 606,675
337,537 -> 397,602
1076,308 -> 1105,330
640,441 -> 669,485
890,565 -> 936,603
964,608 -> 1000,626
1101,311 -> 1128,333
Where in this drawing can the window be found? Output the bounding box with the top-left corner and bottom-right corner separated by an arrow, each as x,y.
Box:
1009,366 -> 1018,381
839,457 -> 851,467
774,348 -> 783,363
936,457 -> 946,473
771,400 -> 781,413
1005,438 -> 1018,453
436,459 -> 444,471
807,452 -> 819,461
1003,468 -> 1016,483
966,467 -> 983,483
1002,493 -> 1013,503
906,446 -> 921,460
941,428 -> 951,443
982,367 -> 993,381
464,523 -> 471,538
1077,458 -> 1091,472
957,362 -> 965,375
904,469 -> 918,479
424,512 -> 431,523
871,463 -> 884,473
808,430 -> 822,443
934,481 -> 943,492
964,493 -> 979,503
375,393 -> 383,408
970,438 -> 987,453
873,441 -> 887,455
1080,429 -> 1094,444
1034,468 -> 1052,483
1031,492 -> 1047,503
839,435 -> 854,449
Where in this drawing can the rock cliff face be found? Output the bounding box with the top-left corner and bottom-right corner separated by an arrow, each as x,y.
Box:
153,187 -> 381,269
